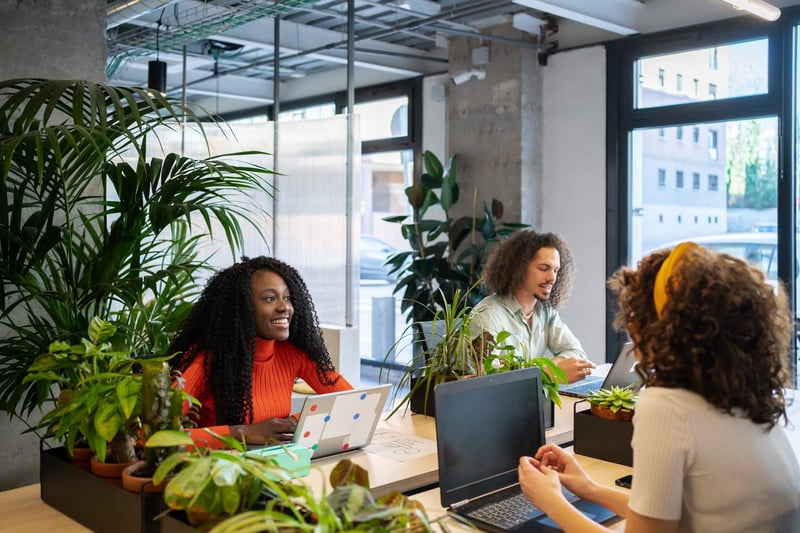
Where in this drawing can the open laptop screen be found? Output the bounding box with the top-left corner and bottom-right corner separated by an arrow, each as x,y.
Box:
435,367 -> 545,507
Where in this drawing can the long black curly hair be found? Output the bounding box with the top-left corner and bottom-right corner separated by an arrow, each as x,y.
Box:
169,256 -> 338,425
480,229 -> 574,309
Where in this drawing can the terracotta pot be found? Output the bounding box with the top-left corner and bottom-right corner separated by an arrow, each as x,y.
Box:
90,454 -> 135,485
121,460 -> 168,493
68,447 -> 93,471
590,404 -> 634,422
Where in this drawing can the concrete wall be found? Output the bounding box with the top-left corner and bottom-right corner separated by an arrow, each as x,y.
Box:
0,0 -> 107,492
541,46 -> 608,363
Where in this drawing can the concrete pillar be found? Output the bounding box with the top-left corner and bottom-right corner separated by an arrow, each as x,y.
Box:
0,0 -> 107,491
447,25 -> 543,229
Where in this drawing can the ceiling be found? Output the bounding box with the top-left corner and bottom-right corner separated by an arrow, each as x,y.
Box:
105,0 -> 800,117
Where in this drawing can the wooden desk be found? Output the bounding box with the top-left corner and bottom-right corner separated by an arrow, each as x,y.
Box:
0,395 -> 580,531
0,483 -> 89,533
410,451 -> 631,532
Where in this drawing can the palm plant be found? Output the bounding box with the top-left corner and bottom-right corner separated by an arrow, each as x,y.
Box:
0,79 -> 276,423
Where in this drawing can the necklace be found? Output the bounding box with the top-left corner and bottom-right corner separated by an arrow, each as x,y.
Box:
523,309 -> 534,321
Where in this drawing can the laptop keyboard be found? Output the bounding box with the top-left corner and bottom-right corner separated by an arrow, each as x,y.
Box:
465,488 -> 580,529
559,378 -> 603,396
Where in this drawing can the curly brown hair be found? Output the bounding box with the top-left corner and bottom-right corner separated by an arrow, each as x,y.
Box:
608,246 -> 791,428
481,230 -> 574,309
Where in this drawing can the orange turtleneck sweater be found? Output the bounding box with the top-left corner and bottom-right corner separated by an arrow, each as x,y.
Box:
180,337 -> 352,447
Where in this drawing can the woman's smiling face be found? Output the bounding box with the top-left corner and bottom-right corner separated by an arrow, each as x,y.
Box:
251,269 -> 293,340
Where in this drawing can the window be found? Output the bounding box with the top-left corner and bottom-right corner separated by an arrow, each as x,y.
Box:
693,126 -> 700,143
659,214 -> 664,223
658,127 -> 665,137
636,39 -> 767,109
676,126 -> 683,140
694,215 -> 699,223
693,78 -> 699,95
709,174 -> 719,191
678,215 -> 683,223
676,170 -> 684,188
693,172 -> 700,189
658,168 -> 666,187
708,129 -> 718,160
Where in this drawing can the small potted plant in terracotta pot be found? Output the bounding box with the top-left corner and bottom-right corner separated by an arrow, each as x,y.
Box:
586,386 -> 638,422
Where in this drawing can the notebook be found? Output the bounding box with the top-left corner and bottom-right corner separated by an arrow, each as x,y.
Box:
434,368 -> 615,532
558,342 -> 640,398
292,384 -> 391,459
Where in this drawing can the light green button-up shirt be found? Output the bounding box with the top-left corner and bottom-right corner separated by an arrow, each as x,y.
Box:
469,293 -> 587,360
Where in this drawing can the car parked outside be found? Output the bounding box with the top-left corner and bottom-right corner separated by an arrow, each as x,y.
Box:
650,232 -> 782,282
360,235 -> 400,283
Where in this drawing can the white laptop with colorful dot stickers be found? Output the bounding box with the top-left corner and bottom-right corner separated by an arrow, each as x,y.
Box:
293,384 -> 391,459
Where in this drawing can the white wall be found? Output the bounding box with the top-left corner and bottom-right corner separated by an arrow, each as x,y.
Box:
542,46 -> 608,363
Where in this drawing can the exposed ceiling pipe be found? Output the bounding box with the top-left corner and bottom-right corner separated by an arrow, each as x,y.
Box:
107,0 -> 178,30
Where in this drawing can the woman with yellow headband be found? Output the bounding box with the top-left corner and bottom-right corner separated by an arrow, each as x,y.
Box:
516,243 -> 800,533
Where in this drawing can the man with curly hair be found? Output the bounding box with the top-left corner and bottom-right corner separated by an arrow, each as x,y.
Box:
169,256 -> 352,448
471,229 -> 595,383
518,243 -> 800,532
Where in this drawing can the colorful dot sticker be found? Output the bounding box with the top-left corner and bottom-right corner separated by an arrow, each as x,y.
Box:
360,393 -> 367,400
353,413 -> 360,420
311,443 -> 318,450
342,443 -> 350,450
324,415 -> 331,422
303,431 -> 311,438
309,403 -> 318,412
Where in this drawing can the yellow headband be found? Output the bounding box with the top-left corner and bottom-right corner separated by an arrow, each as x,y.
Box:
653,242 -> 701,318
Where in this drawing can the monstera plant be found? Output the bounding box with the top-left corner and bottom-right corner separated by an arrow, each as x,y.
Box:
0,79 -> 276,424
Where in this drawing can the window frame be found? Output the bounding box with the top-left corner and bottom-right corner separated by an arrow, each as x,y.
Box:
606,15 -> 796,379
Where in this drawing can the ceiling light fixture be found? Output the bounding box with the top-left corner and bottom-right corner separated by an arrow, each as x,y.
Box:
147,15 -> 167,95
720,0 -> 781,21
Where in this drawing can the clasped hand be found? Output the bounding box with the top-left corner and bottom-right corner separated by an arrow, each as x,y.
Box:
518,444 -> 594,514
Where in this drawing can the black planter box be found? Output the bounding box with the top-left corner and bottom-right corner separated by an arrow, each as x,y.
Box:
410,376 -> 555,429
39,445 -> 192,533
572,402 -> 633,466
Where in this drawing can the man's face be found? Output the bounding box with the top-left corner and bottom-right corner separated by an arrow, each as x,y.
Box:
523,246 -> 560,301
251,269 -> 293,341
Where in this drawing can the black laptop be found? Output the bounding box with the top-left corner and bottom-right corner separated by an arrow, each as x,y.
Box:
558,342 -> 640,398
434,367 -> 615,532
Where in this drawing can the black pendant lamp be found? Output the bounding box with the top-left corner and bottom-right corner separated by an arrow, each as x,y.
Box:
147,18 -> 166,95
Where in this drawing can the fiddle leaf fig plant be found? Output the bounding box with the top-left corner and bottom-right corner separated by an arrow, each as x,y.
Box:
383,150 -> 527,326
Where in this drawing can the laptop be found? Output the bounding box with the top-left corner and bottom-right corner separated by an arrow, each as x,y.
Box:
434,368 -> 615,532
558,342 -> 640,398
292,383 -> 391,459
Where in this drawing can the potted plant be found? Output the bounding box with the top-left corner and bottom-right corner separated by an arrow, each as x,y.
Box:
382,287 -> 484,418
383,150 -> 528,331
27,317 -> 182,481
121,361 -> 196,493
0,78 -> 276,429
204,458 -> 444,532
586,386 -> 638,422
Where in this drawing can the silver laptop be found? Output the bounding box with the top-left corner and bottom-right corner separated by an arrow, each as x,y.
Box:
558,342 -> 640,398
292,384 -> 391,459
434,368 -> 615,532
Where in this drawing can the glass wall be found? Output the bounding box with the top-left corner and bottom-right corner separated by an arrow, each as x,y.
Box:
608,17 -> 797,382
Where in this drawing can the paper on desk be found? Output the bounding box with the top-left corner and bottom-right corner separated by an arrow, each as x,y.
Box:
592,362 -> 612,378
364,428 -> 437,461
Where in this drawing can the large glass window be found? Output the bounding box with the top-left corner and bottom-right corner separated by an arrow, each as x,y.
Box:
610,20 -> 797,382
635,39 -> 768,109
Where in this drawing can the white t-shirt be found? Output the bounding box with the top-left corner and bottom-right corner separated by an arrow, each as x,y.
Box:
629,387 -> 800,533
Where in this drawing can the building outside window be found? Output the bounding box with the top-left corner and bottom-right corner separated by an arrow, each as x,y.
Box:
693,172 -> 700,189
676,125 -> 683,140
709,173 -> 719,191
676,170 -> 684,188
658,168 -> 666,186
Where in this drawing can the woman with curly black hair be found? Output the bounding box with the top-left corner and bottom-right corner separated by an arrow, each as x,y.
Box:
169,256 -> 352,447
518,243 -> 800,533
470,229 -> 594,383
